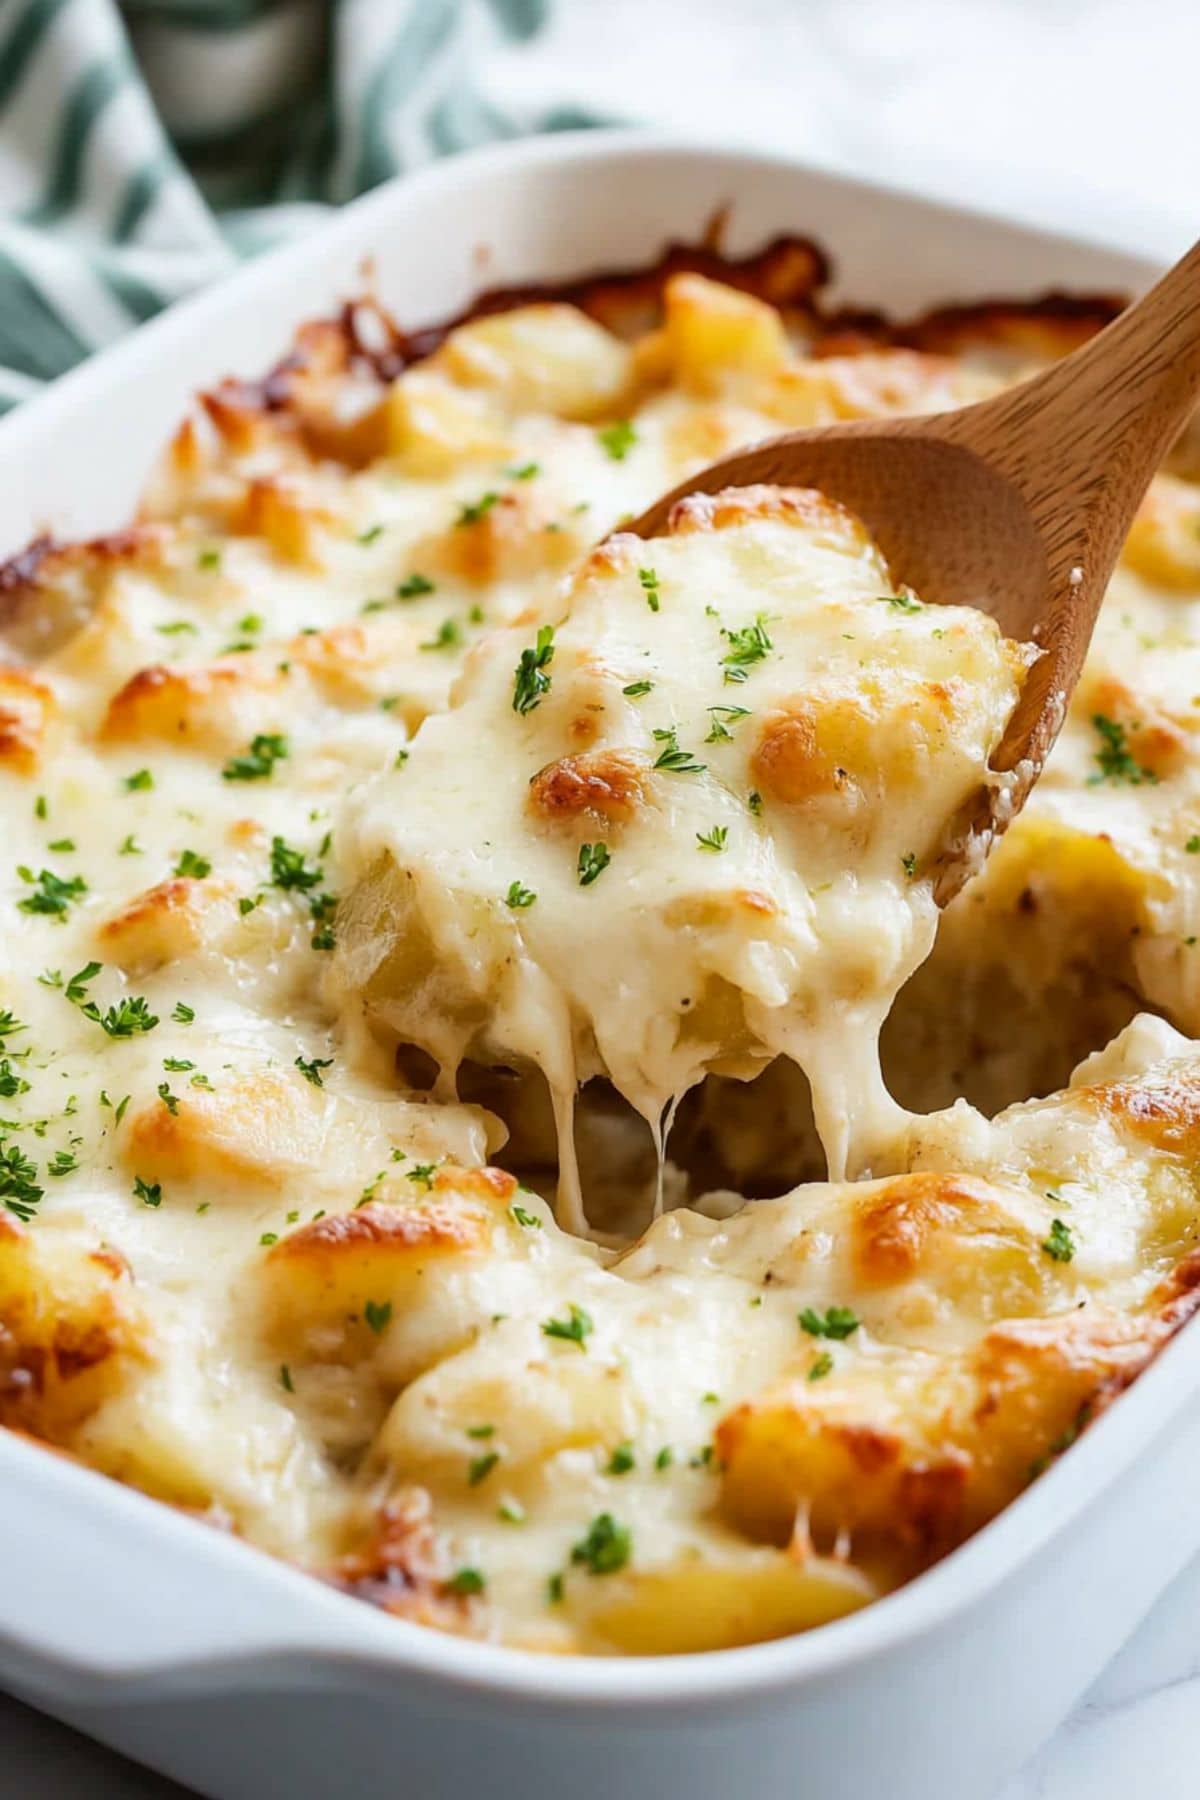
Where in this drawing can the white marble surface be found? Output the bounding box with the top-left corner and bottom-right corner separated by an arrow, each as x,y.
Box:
7,1 -> 1200,1792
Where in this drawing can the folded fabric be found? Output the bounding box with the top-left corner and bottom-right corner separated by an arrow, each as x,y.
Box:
0,0 -> 603,411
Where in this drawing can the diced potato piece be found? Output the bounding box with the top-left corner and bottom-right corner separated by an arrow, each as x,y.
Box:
385,371 -> 510,474
429,304 -> 634,421
661,274 -> 790,392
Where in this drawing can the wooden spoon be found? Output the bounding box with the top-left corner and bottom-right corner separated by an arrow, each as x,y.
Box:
627,239 -> 1200,903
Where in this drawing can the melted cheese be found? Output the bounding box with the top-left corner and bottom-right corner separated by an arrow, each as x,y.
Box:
339,483 -> 1028,1220
0,270 -> 1198,1657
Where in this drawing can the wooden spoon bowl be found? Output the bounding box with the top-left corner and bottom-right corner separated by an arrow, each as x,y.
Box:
627,239 -> 1200,903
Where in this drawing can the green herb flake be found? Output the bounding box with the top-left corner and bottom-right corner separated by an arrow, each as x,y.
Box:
134,1175 -> 162,1208
468,1451 -> 500,1487
456,491 -> 500,527
171,1002 -> 195,1024
577,842 -> 611,887
405,1162 -> 437,1189
295,1054 -> 333,1088
16,866 -> 87,920
637,566 -> 661,611
0,1142 -> 42,1222
597,420 -> 637,461
505,880 -> 537,910
447,1566 -> 486,1596
1043,1218 -> 1076,1263
654,1446 -> 674,1471
541,1302 -> 593,1350
808,1351 -> 834,1382
123,768 -> 154,792
720,615 -> 773,682
157,1082 -> 180,1116
606,1441 -> 635,1476
510,1203 -> 543,1229
879,592 -> 922,614
364,1298 -> 393,1335
652,727 -> 706,775
222,734 -> 289,782
420,617 -> 462,653
696,825 -> 728,853
705,704 -> 750,743
175,849 -> 212,880
512,624 -> 555,715
396,572 -> 435,599
280,1364 -> 294,1393
571,1512 -> 631,1576
622,679 -> 654,698
798,1305 -> 860,1341
1087,714 -> 1158,787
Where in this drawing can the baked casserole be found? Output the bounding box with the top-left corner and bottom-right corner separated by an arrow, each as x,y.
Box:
4,237 -> 1200,1655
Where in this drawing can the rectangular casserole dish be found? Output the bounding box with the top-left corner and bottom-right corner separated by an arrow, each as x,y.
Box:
0,131 -> 1190,1800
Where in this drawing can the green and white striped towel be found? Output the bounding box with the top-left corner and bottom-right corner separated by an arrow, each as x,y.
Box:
0,0 -> 604,414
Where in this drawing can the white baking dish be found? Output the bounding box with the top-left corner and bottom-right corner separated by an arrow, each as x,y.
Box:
0,132 -> 1188,1800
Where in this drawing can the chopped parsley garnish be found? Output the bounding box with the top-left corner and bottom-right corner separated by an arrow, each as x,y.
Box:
606,1442 -> 635,1476
269,836 -> 322,892
1088,714 -> 1157,786
510,1203 -> 542,1229
420,617 -> 462,652
157,1082 -> 180,1116
405,1162 -> 437,1188
295,1054 -> 333,1088
505,880 -> 537,910
280,1365 -> 294,1393
357,523 -> 385,545
222,733 -> 288,782
597,419 -> 637,461
1043,1218 -> 1076,1263
175,849 -> 212,879
571,1512 -> 631,1576
196,547 -> 221,571
1187,836 -> 1200,854
720,615 -> 773,682
16,867 -> 87,919
456,491 -> 499,527
447,1567 -> 486,1596
512,624 -> 555,715
901,852 -> 918,878
798,1305 -> 860,1341
654,1446 -> 674,1471
119,835 -> 142,856
466,1423 -> 495,1439
0,1012 -> 24,1043
47,1150 -> 77,1179
577,842 -> 611,887
259,1232 -> 278,1247
76,985 -> 159,1038
46,839 -> 74,854
652,727 -> 706,775
0,1142 -> 42,1222
546,1571 -> 565,1605
34,796 -> 47,821
134,1176 -> 162,1208
808,1352 -> 834,1382
507,461 -> 541,481
364,1299 -> 393,1335
468,1451 -> 500,1487
747,789 -> 764,815
705,704 -> 750,743
123,768 -> 154,792
498,1500 -> 526,1524
879,592 -> 922,614
171,1002 -> 195,1024
157,621 -> 198,636
0,1061 -> 29,1099
696,825 -> 728,853
622,679 -> 654,698
163,1058 -> 193,1072
541,1302 -> 593,1350
396,572 -> 435,599
637,566 -> 661,612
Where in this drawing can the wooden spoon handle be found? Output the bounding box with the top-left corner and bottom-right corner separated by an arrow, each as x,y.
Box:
943,236 -> 1200,587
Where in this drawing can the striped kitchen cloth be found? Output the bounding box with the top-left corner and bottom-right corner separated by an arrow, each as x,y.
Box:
0,0 -> 604,414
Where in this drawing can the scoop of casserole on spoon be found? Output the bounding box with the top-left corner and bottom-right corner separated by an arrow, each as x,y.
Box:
626,236 -> 1200,903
